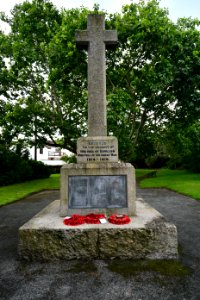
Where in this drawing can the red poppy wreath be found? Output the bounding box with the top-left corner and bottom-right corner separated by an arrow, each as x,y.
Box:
108,214 -> 131,225
85,213 -> 106,224
63,214 -> 85,226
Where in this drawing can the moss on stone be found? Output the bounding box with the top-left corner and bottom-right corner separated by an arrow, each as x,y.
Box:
107,259 -> 191,278
68,260 -> 98,273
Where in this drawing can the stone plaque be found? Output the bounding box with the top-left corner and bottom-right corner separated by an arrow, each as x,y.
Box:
68,175 -> 127,209
77,136 -> 118,163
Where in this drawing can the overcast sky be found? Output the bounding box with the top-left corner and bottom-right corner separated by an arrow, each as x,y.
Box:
0,0 -> 200,24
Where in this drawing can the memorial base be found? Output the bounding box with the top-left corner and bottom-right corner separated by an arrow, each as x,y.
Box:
18,199 -> 178,261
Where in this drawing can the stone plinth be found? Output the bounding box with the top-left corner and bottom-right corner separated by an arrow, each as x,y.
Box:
18,199 -> 178,261
60,162 -> 136,217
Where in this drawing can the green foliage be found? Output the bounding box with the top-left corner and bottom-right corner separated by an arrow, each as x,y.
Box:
28,159 -> 51,179
0,146 -> 50,186
93,3 -> 100,14
164,122 -> 200,172
0,0 -> 200,168
106,0 -> 200,162
0,0 -> 89,152
61,154 -> 77,163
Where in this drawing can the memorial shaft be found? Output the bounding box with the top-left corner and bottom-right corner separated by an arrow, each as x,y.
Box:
76,14 -> 117,136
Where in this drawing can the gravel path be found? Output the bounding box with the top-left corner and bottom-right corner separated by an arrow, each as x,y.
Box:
0,188 -> 200,300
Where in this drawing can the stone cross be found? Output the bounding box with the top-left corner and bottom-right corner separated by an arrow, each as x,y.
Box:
76,14 -> 118,136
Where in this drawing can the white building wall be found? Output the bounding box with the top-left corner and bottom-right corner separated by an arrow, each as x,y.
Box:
29,146 -> 72,166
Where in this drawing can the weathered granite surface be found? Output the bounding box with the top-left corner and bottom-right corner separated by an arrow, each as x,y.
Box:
18,199 -> 178,261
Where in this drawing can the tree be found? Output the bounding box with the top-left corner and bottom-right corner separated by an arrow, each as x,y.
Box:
163,122 -> 200,172
0,0 -> 89,152
1,0 -> 200,166
106,0 -> 200,162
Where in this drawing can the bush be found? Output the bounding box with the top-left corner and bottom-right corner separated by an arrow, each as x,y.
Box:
165,123 -> 200,173
0,146 -> 50,186
48,165 -> 62,174
28,160 -> 51,179
61,154 -> 76,163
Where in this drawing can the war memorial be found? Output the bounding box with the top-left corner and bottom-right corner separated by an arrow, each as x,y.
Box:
18,14 -> 178,260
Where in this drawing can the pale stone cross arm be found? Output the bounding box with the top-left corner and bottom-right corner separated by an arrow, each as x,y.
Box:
75,14 -> 118,137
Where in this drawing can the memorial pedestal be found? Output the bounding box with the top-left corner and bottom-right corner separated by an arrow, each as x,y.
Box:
60,162 -> 136,217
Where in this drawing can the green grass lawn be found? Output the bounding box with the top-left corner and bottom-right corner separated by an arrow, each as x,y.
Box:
0,169 -> 200,207
0,174 -> 60,206
139,169 -> 200,200
1,170 -> 151,207
135,169 -> 156,178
